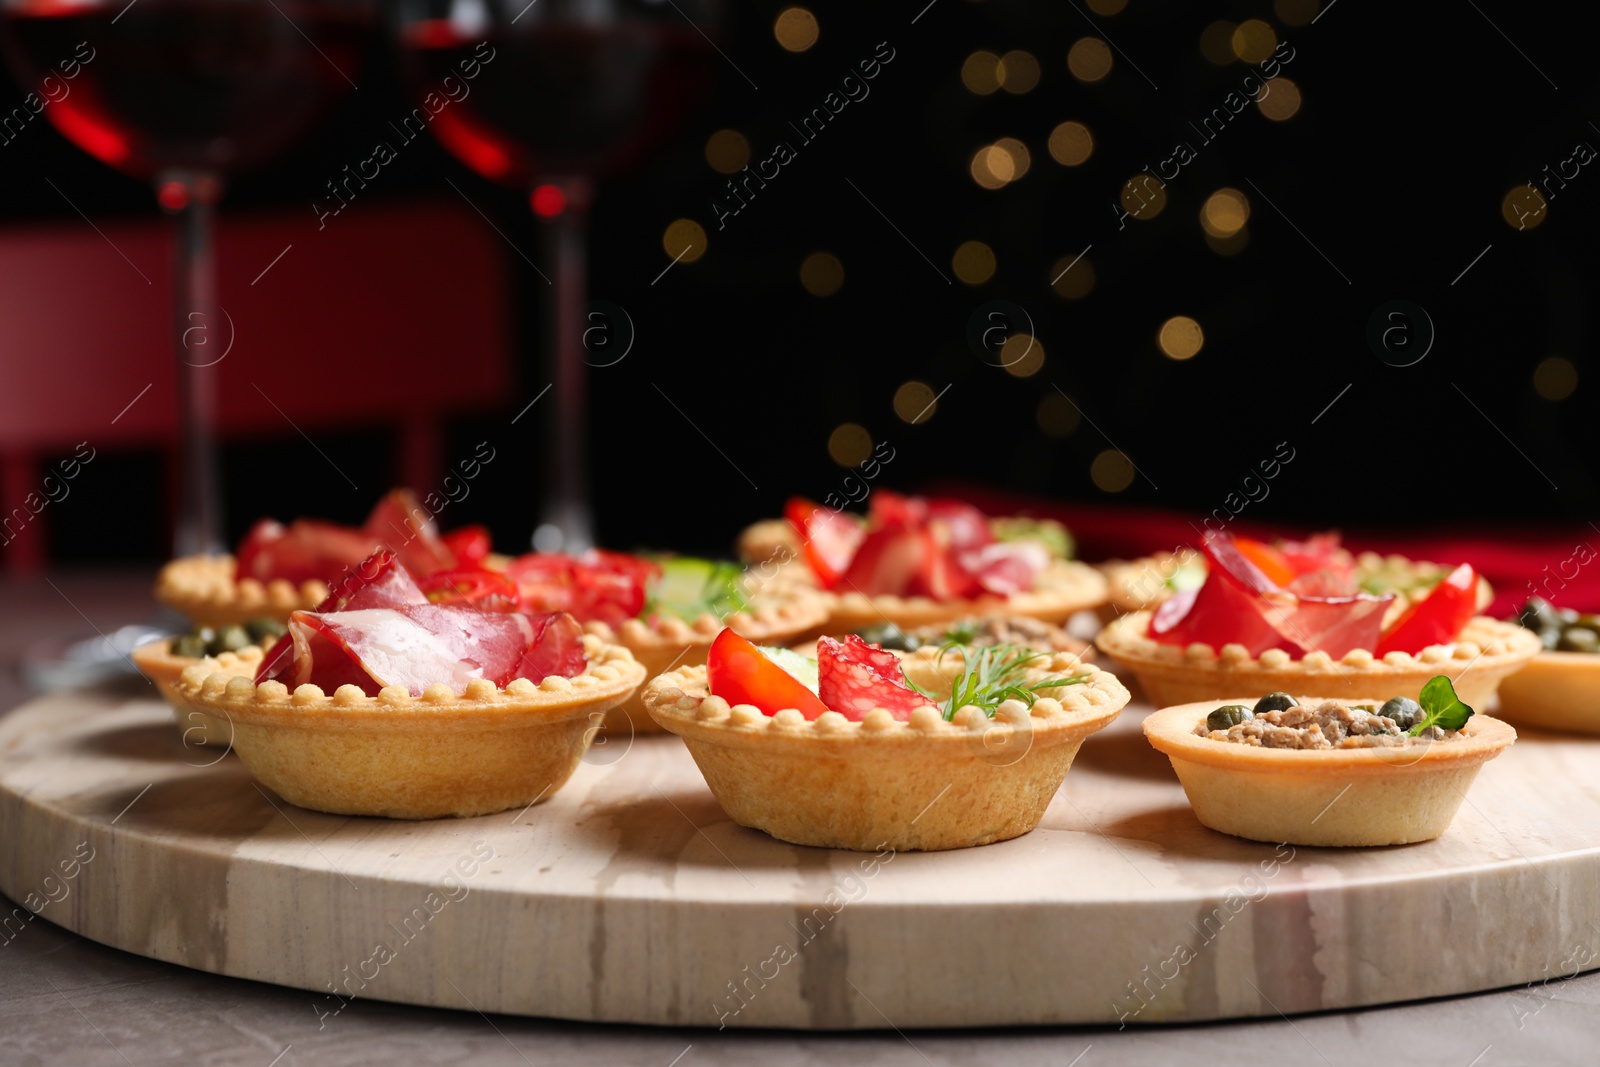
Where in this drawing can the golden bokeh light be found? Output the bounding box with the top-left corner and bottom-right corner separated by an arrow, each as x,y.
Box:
799,251 -> 844,297
894,381 -> 939,424
774,6 -> 819,52
961,50 -> 1003,95
1258,77 -> 1302,120
1048,121 -> 1094,166
1158,316 -> 1204,360
1534,357 -> 1578,401
994,137 -> 1031,180
1091,450 -> 1136,493
1049,254 -> 1096,299
1036,392 -> 1081,438
662,219 -> 707,264
1067,38 -> 1113,83
1502,185 -> 1548,230
1086,0 -> 1128,13
1274,0 -> 1319,26
1200,188 -> 1251,238
1231,19 -> 1276,63
1001,334 -> 1044,378
952,240 -> 997,285
1119,174 -> 1167,220
1200,20 -> 1236,65
827,422 -> 873,467
970,145 -> 1013,189
704,129 -> 750,174
999,50 -> 1041,93
1206,228 -> 1250,256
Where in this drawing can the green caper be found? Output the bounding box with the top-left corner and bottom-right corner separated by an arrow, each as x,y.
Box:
210,625 -> 252,655
172,634 -> 210,659
854,622 -> 917,652
244,617 -> 287,643
1252,691 -> 1296,715
1380,696 -> 1422,730
1207,705 -> 1254,731
1517,598 -> 1561,632
1558,626 -> 1600,654
1540,627 -> 1563,651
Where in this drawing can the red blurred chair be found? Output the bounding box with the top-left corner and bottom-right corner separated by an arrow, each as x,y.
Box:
0,198 -> 513,571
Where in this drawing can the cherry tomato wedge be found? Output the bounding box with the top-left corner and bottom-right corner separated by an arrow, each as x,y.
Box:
785,497 -> 863,589
1375,563 -> 1478,656
441,525 -> 493,567
706,628 -> 829,720
419,567 -> 520,611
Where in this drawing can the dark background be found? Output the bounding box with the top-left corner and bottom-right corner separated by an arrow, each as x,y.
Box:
2,0 -> 1596,564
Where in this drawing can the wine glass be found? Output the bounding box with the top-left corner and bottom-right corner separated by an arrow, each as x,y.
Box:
392,0 -> 721,553
0,0 -> 375,687
0,0 -> 377,558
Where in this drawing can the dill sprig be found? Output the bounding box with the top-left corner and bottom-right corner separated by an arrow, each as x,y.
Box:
909,641 -> 1091,721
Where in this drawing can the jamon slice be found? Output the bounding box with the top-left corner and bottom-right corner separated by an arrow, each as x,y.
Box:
259,605 -> 585,696
363,489 -> 458,579
503,550 -> 656,625
235,518 -> 380,585
961,541 -> 1049,597
816,635 -> 928,721
257,549 -> 427,681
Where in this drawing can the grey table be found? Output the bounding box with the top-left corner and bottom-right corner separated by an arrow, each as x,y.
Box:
3,571 -> 1597,1067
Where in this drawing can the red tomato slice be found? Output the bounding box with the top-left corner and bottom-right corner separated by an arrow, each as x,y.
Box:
1375,563 -> 1478,656
706,628 -> 829,719
816,635 -> 928,721
441,525 -> 492,567
419,567 -> 521,611
785,497 -> 864,589
839,525 -> 927,596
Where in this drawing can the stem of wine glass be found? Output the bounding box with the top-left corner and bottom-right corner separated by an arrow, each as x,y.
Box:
533,177 -> 594,554
160,170 -> 225,559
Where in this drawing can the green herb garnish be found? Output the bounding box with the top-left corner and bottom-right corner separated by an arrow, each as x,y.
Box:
991,517 -> 1074,560
646,557 -> 750,622
1409,675 -> 1474,737
940,619 -> 982,646
909,642 -> 1090,721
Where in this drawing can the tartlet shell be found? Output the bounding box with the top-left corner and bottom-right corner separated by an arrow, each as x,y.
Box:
1494,650 -> 1600,736
131,638 -> 263,752
155,555 -> 328,628
171,635 -> 645,819
1144,700 -> 1517,846
820,560 -> 1108,633
1094,612 -> 1540,709
588,583 -> 829,738
641,649 -> 1128,852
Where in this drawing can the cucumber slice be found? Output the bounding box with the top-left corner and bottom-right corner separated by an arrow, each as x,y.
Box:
647,557 -> 750,622
758,645 -> 819,695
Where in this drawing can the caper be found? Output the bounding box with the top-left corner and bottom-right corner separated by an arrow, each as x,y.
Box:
1578,613 -> 1600,630
1558,626 -> 1600,654
245,617 -> 287,643
210,625 -> 252,655
854,622 -> 917,652
172,634 -> 210,659
1252,691 -> 1296,715
1380,696 -> 1423,730
1207,705 -> 1254,731
1517,598 -> 1561,632
1540,627 -> 1563,651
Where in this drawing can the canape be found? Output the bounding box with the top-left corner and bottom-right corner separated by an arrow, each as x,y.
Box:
1095,533 -> 1539,708
643,628 -> 1127,851
175,550 -> 645,819
155,488 -> 487,627
1144,677 -> 1516,846
1493,598 -> 1600,735
739,491 -> 1106,633
1102,533 -> 1494,617
132,636 -> 265,751
792,614 -> 1094,662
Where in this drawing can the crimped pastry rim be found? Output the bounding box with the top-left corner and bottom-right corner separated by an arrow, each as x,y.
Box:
583,584 -> 830,652
1095,611 -> 1541,676
155,554 -> 329,620
172,633 -> 645,728
642,647 -> 1128,751
131,637 -> 265,680
1144,700 -> 1516,773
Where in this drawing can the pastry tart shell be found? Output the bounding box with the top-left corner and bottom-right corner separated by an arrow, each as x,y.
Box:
155,555 -> 328,628
171,635 -> 646,819
641,650 -> 1128,852
1095,612 -> 1540,709
1144,700 -> 1517,846
821,560 -> 1107,634
1493,651 -> 1600,736
132,638 -> 263,754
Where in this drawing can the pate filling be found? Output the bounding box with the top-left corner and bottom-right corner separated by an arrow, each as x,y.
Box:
1198,700 -> 1458,749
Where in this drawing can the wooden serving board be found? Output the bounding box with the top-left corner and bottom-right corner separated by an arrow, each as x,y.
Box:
2,685 -> 1598,1030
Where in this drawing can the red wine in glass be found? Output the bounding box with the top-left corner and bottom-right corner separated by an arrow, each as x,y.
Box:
0,0 -> 376,557
394,0 -> 720,552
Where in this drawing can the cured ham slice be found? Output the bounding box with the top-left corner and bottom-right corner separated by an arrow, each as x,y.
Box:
235,518 -> 380,585
816,635 -> 928,721
502,550 -> 656,624
961,541 -> 1049,597
258,601 -> 585,697
363,489 -> 457,579
256,550 -> 427,680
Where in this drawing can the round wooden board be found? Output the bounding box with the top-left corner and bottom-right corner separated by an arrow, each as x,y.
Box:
2,687 -> 1598,1030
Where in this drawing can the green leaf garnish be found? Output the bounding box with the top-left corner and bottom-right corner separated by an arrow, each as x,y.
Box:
1410,675 -> 1474,736
646,557 -> 750,622
908,641 -> 1090,721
